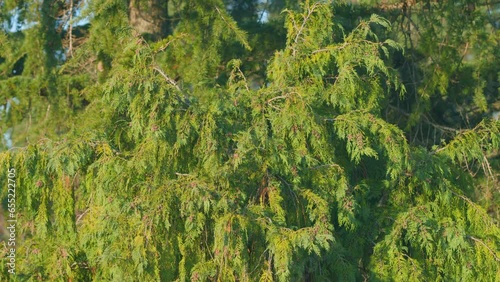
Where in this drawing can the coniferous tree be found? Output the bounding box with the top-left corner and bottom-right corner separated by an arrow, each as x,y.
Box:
0,0 -> 498,281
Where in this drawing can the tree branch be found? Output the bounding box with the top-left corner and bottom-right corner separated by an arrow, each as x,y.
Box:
153,66 -> 180,91
292,2 -> 321,56
468,236 -> 500,262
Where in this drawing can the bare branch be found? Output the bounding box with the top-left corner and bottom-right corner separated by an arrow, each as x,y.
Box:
67,0 -> 74,57
76,208 -> 90,224
292,3 -> 321,56
468,236 -> 500,262
153,66 -> 180,91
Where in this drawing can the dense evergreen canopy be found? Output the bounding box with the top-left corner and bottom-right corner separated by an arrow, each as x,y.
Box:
0,0 -> 499,281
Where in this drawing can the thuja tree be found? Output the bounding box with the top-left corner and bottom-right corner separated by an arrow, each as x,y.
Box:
353,0 -> 500,145
1,1 -> 499,281
0,0 -> 73,147
339,0 -> 500,255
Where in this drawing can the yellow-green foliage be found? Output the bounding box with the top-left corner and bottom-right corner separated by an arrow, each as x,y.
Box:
0,1 -> 499,281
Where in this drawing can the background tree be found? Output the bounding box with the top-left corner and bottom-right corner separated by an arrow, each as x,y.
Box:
1,0 -> 499,281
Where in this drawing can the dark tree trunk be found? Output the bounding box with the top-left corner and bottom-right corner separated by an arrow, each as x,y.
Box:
129,0 -> 169,40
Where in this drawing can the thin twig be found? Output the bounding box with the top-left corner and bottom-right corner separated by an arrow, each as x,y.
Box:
468,236 -> 500,261
449,190 -> 496,228
266,95 -> 288,104
44,105 -> 50,123
482,154 -> 494,179
68,0 -> 74,57
388,104 -> 458,133
76,208 -> 90,224
292,3 -> 320,56
311,43 -> 347,55
235,65 -> 250,92
156,33 -> 188,53
307,163 -> 343,171
153,66 -> 180,91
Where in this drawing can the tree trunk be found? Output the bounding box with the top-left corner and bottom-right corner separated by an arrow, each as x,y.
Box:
129,0 -> 168,40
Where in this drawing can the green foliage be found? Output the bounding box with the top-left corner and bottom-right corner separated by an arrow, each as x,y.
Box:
1,0 -> 499,281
